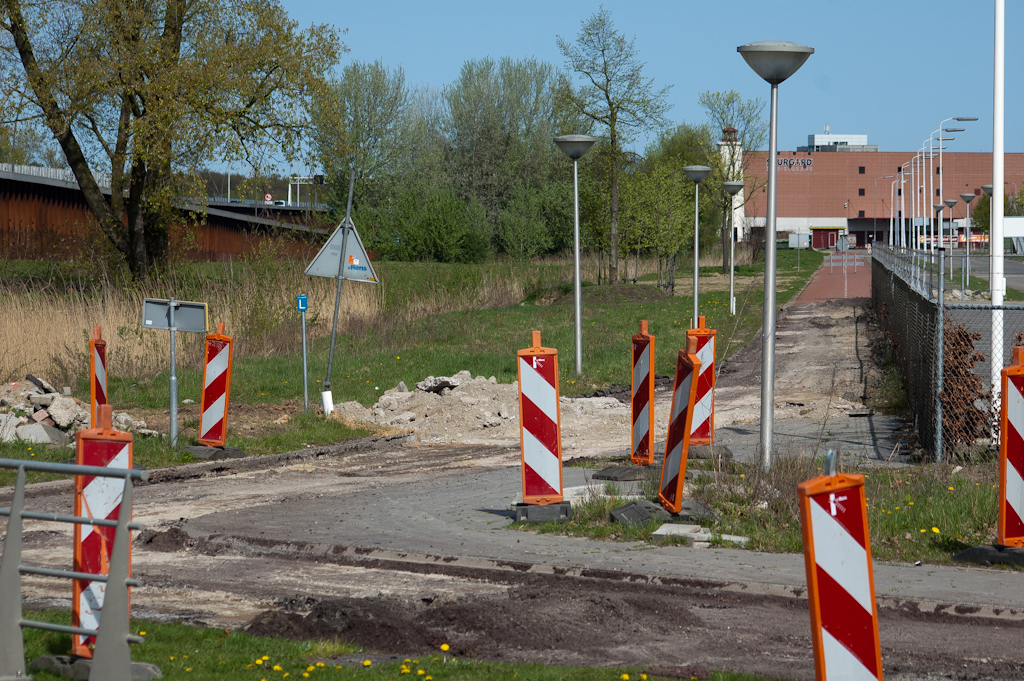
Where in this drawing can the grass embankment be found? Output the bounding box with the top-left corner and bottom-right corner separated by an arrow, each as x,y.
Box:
521,456 -> 1000,565
0,248 -> 819,471
20,611 -> 785,681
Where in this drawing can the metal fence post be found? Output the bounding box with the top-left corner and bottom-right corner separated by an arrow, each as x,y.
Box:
936,248 -> 945,462
0,466 -> 27,679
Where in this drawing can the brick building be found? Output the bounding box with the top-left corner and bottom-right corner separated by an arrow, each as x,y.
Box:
729,132 -> 1024,248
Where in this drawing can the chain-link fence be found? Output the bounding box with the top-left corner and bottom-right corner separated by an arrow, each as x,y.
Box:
872,245 -> 1024,460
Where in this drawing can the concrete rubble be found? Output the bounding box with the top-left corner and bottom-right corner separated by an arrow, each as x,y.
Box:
0,376 -> 160,446
330,370 -> 636,452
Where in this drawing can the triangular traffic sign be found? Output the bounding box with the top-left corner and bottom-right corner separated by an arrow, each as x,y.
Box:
304,218 -> 379,283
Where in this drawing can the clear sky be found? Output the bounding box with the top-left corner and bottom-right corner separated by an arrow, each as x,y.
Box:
280,0 -> 1019,160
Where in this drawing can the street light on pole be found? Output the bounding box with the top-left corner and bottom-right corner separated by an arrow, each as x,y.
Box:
875,175 -> 894,243
554,134 -> 597,376
944,197 -> 958,278
683,165 -> 712,328
960,192 -> 977,282
737,39 -> 813,471
723,180 -> 745,315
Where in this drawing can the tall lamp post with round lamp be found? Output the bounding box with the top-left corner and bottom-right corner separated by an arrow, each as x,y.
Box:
961,192 -> 977,282
723,180 -> 745,314
737,40 -> 813,471
943,198 -> 958,276
683,165 -> 712,328
554,134 -> 597,376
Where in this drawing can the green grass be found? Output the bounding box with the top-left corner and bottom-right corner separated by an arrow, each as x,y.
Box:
18,611 -> 789,681
102,249 -> 822,408
938,265 -> 1024,301
0,413 -> 370,484
513,457 -> 1004,566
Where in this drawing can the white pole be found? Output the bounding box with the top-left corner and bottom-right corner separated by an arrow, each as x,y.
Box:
693,182 -> 700,329
730,196 -> 736,315
993,0 -> 1005,402
573,157 -> 583,376
760,82 -> 780,470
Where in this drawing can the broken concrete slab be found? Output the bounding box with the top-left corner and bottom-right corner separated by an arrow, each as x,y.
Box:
592,465 -> 648,482
25,373 -> 57,394
28,392 -> 55,406
184,445 -> 247,461
48,395 -> 86,428
514,502 -> 572,523
16,422 -> 69,445
652,523 -> 704,537
0,413 -> 18,442
610,499 -> 672,526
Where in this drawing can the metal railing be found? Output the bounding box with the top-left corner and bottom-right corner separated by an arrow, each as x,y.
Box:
0,163 -> 112,191
0,459 -> 147,681
824,253 -> 866,274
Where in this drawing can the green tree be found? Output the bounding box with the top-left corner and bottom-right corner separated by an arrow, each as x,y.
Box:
312,59 -> 409,197
557,7 -> 672,284
698,90 -> 767,272
0,0 -> 341,278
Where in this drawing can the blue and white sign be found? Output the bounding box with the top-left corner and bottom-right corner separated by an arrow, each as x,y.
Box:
296,294 -> 308,312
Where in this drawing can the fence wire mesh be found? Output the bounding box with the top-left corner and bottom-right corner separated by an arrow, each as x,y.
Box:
873,246 -> 1024,461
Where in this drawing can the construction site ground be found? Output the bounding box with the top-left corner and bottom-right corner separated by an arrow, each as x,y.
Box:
5,256 -> 1024,681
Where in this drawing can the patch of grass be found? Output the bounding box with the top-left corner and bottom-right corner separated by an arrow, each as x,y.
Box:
18,611 -> 785,681
513,453 -> 1003,566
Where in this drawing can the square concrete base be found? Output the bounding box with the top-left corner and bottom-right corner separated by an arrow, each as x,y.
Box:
514,502 -> 572,523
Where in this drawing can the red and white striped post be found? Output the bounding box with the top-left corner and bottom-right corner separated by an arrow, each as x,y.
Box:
198,323 -> 234,447
658,336 -> 700,514
999,346 -> 1024,546
89,326 -> 107,428
798,471 -> 883,681
687,315 -> 716,445
72,404 -> 133,658
631,320 -> 655,466
517,330 -> 563,505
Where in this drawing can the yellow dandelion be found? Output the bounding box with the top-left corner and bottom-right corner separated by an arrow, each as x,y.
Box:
170,657 -> 176,661
418,671 -> 425,676
274,665 -> 283,671
363,660 -> 372,667
262,656 -> 269,661
920,529 -> 927,533
440,644 -> 450,652
317,663 -> 325,667
641,676 -> 648,681
948,486 -> 954,491
622,675 -> 630,680
139,631 -> 146,636
932,527 -> 940,533
185,669 -> 191,673
307,666 -> 315,672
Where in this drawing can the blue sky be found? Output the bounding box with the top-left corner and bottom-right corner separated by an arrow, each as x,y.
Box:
281,0 -> 1017,158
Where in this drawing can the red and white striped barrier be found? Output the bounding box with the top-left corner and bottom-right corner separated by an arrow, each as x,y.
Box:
999,346 -> 1024,547
89,326 -> 107,429
658,336 -> 700,514
517,330 -> 563,505
631,320 -> 655,466
198,323 -> 234,447
798,472 -> 882,681
687,315 -> 716,445
72,404 -> 133,658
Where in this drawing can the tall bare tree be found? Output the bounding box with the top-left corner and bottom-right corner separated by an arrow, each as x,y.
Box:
557,7 -> 671,284
0,0 -> 341,278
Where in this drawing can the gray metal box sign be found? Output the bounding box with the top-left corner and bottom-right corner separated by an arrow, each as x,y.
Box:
142,298 -> 209,333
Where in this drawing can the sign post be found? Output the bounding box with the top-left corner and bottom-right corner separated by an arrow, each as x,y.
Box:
305,169 -> 378,416
297,294 -> 309,414
142,297 -> 208,447
89,326 -> 107,428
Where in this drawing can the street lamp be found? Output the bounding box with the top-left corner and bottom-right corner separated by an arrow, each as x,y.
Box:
723,180 -> 745,315
683,165 -> 712,328
961,192 -> 977,281
944,197 -> 958,276
554,134 -> 597,376
875,174 -> 894,243
737,39 -> 813,471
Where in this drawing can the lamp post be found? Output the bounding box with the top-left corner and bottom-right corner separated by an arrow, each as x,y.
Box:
683,165 -> 712,328
554,134 -> 597,376
737,39 -> 813,471
943,198 -> 957,266
875,174 -> 894,244
961,192 -> 977,282
723,180 -> 745,314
